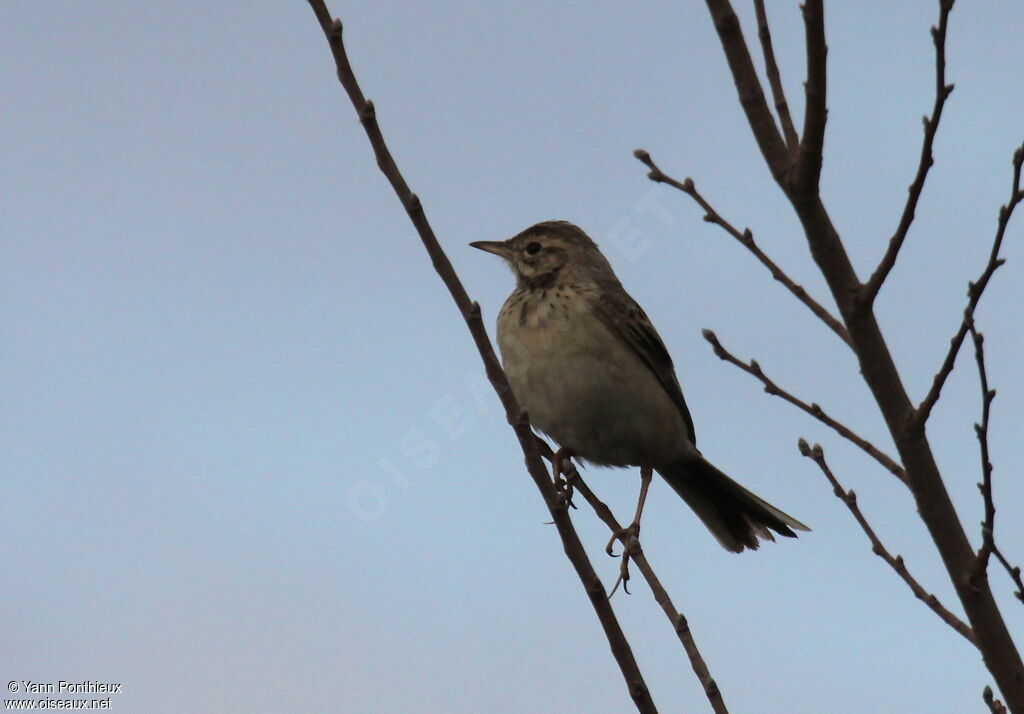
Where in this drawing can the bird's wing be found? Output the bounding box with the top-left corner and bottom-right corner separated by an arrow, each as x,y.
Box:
594,288 -> 697,445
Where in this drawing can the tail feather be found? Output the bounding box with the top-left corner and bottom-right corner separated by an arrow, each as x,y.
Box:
659,457 -> 809,553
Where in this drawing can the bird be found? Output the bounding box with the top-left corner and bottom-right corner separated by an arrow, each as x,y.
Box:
471,220 -> 809,552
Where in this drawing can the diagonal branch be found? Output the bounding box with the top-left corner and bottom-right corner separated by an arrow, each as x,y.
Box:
861,0 -> 956,308
574,477 -> 730,714
635,150 -> 851,346
306,4 -> 657,711
792,0 -> 827,197
969,324 -> 1024,605
703,0 -> 794,184
798,440 -> 976,645
703,329 -> 906,482
753,0 -> 799,153
912,142 -> 1024,430
992,550 -> 1024,606
536,439 -> 730,714
971,323 -> 997,576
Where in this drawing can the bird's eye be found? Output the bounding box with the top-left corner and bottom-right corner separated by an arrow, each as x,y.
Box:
525,241 -> 542,255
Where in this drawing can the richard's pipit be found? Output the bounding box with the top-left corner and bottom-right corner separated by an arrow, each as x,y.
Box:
472,220 -> 808,552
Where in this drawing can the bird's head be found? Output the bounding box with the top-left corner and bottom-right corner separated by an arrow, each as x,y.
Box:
471,220 -> 612,289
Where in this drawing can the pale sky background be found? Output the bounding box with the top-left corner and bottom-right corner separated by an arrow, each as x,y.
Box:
3,2 -> 1023,713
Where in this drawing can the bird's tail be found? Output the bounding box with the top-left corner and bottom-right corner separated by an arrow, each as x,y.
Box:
658,457 -> 809,553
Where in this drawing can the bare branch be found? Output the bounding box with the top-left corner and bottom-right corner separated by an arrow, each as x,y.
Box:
703,0 -> 793,184
306,5 -> 657,711
533,439 -> 729,712
701,0 -> 1024,702
861,0 -> 956,307
793,0 -> 827,197
985,686 -> 1009,714
913,142 -> 1024,429
703,329 -> 906,482
753,0 -> 799,153
530,439 -> 739,711
798,440 -> 976,645
635,150 -> 851,346
971,323 -> 997,576
993,550 -> 1024,606
969,325 -> 1024,605
569,465 -> 731,714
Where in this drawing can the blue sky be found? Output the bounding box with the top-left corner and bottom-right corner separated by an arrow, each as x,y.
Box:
3,2 -> 1023,712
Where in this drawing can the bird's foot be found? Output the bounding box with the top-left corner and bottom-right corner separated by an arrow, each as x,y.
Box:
607,466 -> 653,596
607,521 -> 641,597
605,520 -> 640,558
552,447 -> 577,509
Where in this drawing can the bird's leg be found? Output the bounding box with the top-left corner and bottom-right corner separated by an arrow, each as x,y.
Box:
606,466 -> 653,556
631,466 -> 653,530
552,447 -> 577,508
606,466 -> 652,597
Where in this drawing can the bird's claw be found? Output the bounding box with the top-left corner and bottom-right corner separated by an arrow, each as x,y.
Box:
607,525 -> 641,597
552,448 -> 578,509
605,521 -> 640,557
554,473 -> 577,509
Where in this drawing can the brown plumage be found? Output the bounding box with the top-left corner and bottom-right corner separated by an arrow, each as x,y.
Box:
472,220 -> 808,552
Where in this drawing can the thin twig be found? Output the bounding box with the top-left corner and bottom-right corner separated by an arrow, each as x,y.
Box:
913,142 -> 1024,430
702,0 -> 793,185
971,323 -> 997,576
306,5 -> 657,711
861,0 -> 956,308
793,0 -> 827,197
798,440 -> 976,645
753,0 -> 799,153
535,439 -> 730,714
575,476 -> 730,714
635,150 -> 851,347
993,550 -> 1024,606
984,685 -> 1009,714
969,324 -> 1024,604
704,329 -> 906,482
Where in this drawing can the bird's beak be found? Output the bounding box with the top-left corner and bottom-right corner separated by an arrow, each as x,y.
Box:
469,240 -> 512,259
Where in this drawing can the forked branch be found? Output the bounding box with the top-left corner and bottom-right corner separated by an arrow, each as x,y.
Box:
536,438 -> 731,714
913,142 -> 1024,430
861,0 -> 956,307
573,476 -> 729,714
635,150 -> 850,346
798,440 -> 975,644
701,1 -> 1024,707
